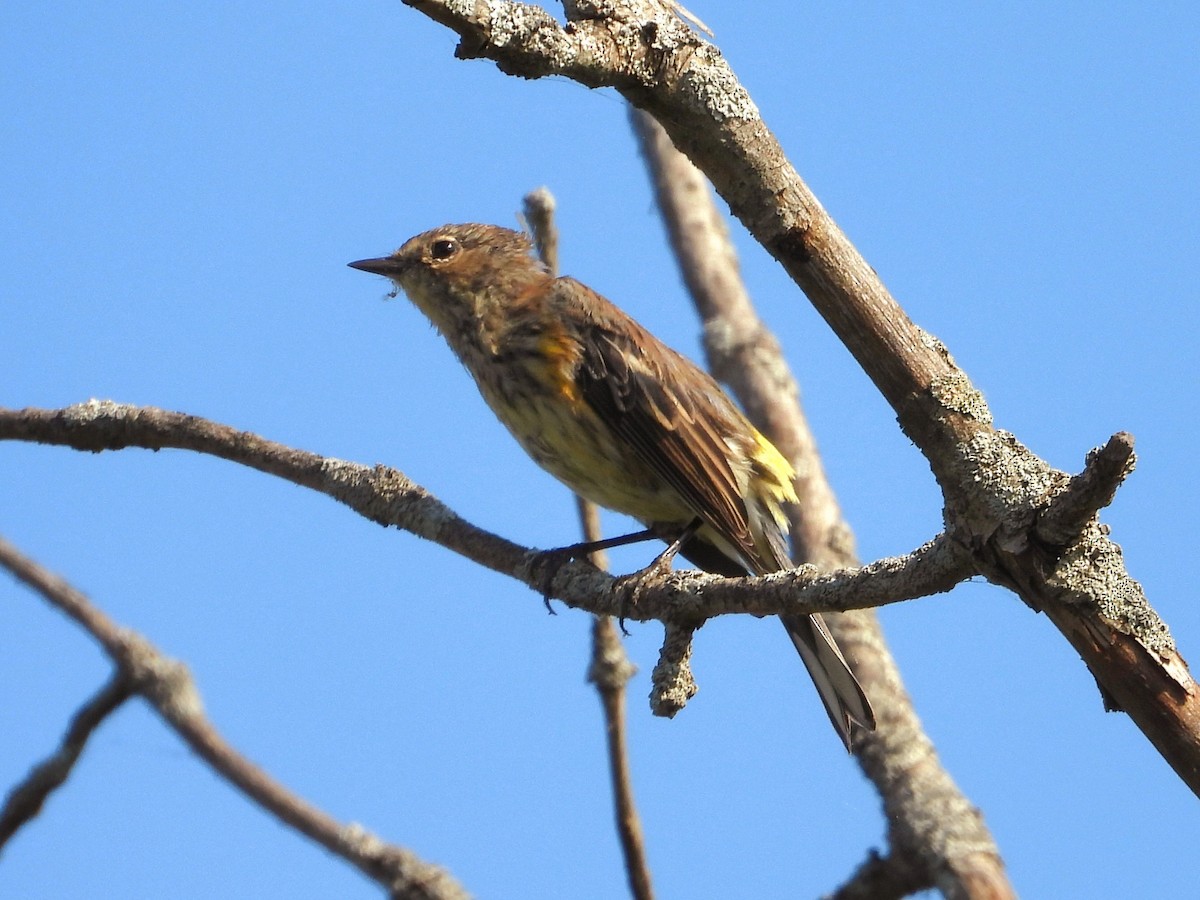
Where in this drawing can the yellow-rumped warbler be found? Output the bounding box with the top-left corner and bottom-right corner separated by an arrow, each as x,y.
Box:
350,223 -> 875,748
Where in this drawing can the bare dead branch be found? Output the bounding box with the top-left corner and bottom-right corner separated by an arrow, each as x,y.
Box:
0,672 -> 134,850
0,403 -> 971,624
1036,432 -> 1136,545
0,536 -> 468,900
588,616 -> 655,900
648,623 -> 697,718
0,399 -> 533,572
581,505 -> 656,900
653,537 -> 973,627
631,107 -> 1013,899
842,612 -> 1013,900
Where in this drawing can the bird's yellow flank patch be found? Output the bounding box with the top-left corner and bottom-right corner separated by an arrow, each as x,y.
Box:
537,328 -> 583,405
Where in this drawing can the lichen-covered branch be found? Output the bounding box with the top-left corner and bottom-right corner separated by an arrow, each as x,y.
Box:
648,622 -> 696,718
0,403 -> 972,625
1035,432 -> 1136,545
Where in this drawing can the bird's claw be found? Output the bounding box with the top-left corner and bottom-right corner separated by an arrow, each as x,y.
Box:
614,552 -> 675,635
530,546 -> 586,614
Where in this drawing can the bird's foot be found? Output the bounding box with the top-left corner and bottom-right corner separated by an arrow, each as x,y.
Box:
611,517 -> 702,633
530,527 -> 662,613
529,546 -> 586,614
613,548 -> 679,635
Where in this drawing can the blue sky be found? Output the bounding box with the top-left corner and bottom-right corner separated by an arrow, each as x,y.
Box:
2,3 -> 1197,897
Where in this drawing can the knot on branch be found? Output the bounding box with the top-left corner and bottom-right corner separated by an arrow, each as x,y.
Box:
118,631 -> 205,722
588,616 -> 638,692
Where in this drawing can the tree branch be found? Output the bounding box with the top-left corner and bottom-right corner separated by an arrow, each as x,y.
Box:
0,403 -> 972,625
1035,431 -> 1135,545
588,615 -> 655,900
0,672 -> 134,850
0,536 -> 468,900
631,107 -> 1013,898
647,622 -> 696,718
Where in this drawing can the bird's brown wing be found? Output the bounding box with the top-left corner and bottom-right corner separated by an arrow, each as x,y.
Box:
568,283 -> 875,747
572,303 -> 766,572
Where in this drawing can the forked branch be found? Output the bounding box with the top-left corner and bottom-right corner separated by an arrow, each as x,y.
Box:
0,536 -> 467,900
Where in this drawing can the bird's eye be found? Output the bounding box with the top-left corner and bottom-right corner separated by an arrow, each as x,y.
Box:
429,238 -> 459,261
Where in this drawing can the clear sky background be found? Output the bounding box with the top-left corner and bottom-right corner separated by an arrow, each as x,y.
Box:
2,3 -> 1197,897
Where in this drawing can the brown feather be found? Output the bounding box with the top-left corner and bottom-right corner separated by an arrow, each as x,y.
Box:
569,285 -> 765,571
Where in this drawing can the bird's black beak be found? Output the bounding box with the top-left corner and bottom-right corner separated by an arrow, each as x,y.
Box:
348,256 -> 404,277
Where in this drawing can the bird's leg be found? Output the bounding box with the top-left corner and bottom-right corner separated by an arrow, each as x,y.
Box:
554,527 -> 662,560
532,527 -> 662,612
615,517 -> 703,634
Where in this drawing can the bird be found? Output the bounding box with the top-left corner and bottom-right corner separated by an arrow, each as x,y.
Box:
349,223 -> 875,749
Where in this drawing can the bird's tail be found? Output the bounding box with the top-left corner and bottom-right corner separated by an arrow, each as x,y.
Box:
781,613 -> 876,751
670,528 -> 875,749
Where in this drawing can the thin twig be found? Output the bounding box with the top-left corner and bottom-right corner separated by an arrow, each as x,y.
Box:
0,672 -> 134,850
589,617 -> 655,900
